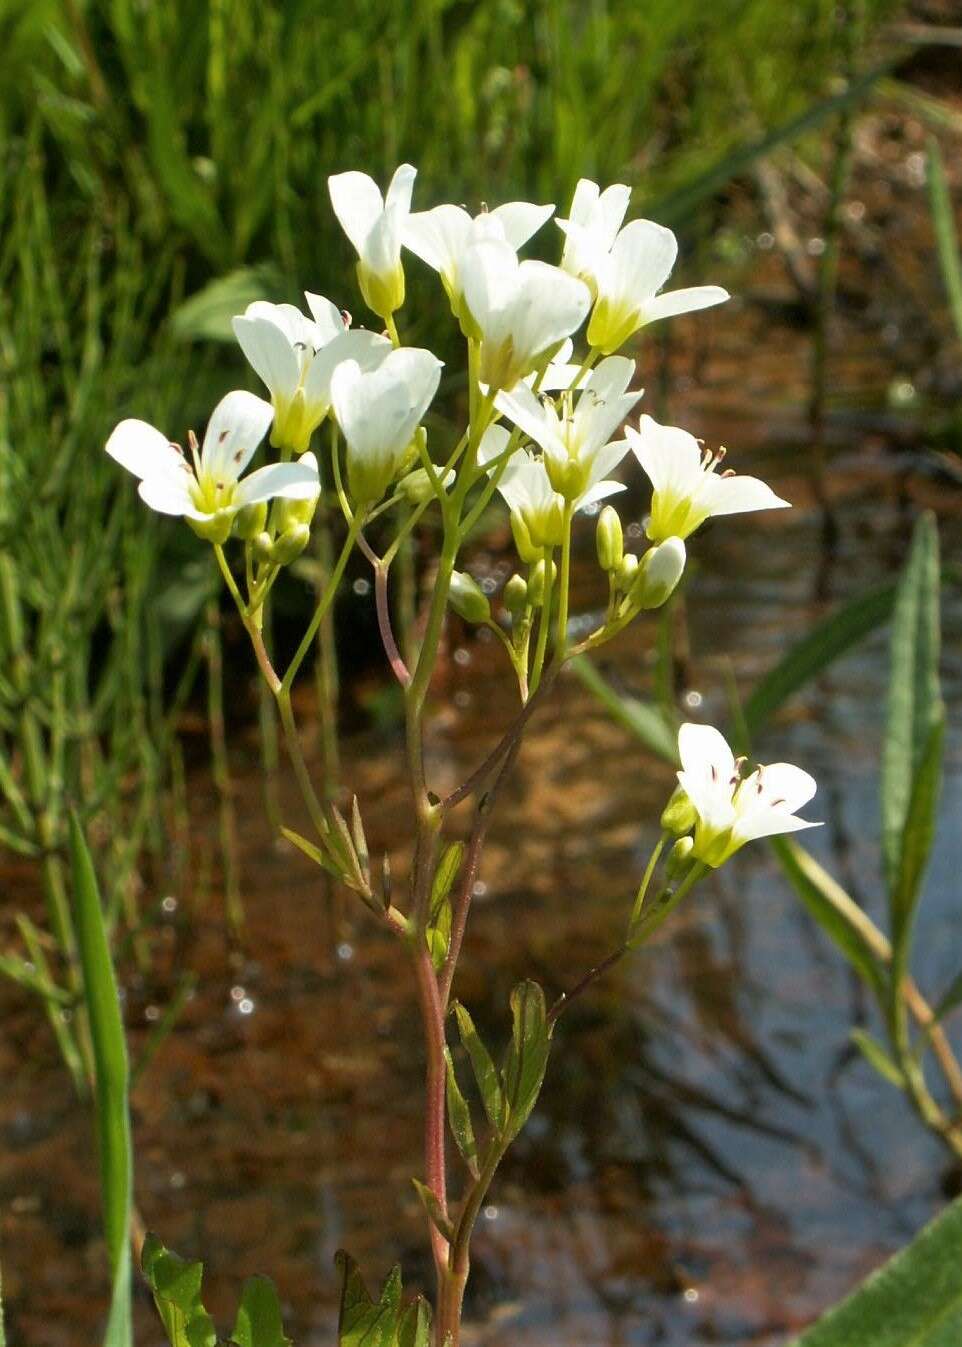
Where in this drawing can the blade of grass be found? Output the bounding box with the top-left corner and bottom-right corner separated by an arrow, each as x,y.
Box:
927,136 -> 962,343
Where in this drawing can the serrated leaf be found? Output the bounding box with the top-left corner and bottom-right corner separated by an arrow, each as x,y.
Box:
444,1048 -> 479,1178
882,514 -> 942,899
454,1003 -> 505,1130
791,1195 -> 962,1345
411,1179 -> 454,1243
230,1276 -> 292,1347
851,1029 -> 904,1089
768,838 -> 886,999
397,1297 -> 432,1347
500,980 -> 551,1142
141,1235 -> 217,1347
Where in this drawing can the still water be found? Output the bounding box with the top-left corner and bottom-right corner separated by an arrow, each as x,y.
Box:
2,454 -> 960,1345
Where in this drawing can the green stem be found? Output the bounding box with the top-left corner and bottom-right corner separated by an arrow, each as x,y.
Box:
555,503 -> 574,654
281,510 -> 364,694
529,547 -> 555,695
629,832 -> 668,927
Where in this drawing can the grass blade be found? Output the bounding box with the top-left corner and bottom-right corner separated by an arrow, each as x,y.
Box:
69,810 -> 133,1347
570,656 -> 678,764
927,136 -> 962,343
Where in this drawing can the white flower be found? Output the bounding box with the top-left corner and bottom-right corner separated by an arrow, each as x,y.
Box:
460,239 -> 591,392
557,178 -> 631,291
328,164 -> 417,318
587,219 -> 729,353
405,200 -> 554,322
494,354 -> 641,500
478,425 -> 624,550
233,295 -> 391,452
105,391 -> 319,544
330,347 -> 442,505
676,723 -> 820,867
628,414 -> 790,542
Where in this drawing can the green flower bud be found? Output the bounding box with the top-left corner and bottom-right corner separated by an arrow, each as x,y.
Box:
448,571 -> 491,624
596,505 -> 624,573
527,558 -> 557,607
233,502 -> 269,541
270,522 -> 311,565
275,493 -> 319,532
511,512 -> 541,566
630,537 -> 686,610
503,573 -> 528,616
660,784 -> 698,837
357,259 -> 405,321
616,552 -> 638,590
665,835 -> 695,882
251,531 -> 274,563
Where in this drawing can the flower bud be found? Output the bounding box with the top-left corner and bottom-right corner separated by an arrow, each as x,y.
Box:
503,573 -> 528,616
665,835 -> 695,882
398,464 -> 454,504
271,522 -> 311,565
616,552 -> 638,590
527,558 -> 557,607
233,502 -> 269,541
448,571 -> 491,624
275,493 -> 319,532
595,505 -> 623,573
660,784 -> 697,837
510,512 -> 540,566
630,537 -> 686,610
251,531 -> 274,563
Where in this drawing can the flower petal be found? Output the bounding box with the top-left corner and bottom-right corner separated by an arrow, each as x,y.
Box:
303,327 -> 393,414
702,472 -> 791,518
303,292 -> 348,345
201,390 -> 274,480
476,424 -> 512,470
732,811 -> 821,845
628,415 -> 704,496
757,762 -> 818,814
677,722 -> 737,830
106,419 -> 184,482
640,285 -> 730,324
575,355 -> 642,454
137,473 -> 198,517
491,201 -> 555,250
232,314 -> 301,404
510,261 -> 591,367
328,171 -> 384,255
404,204 -> 472,276
385,162 -> 417,215
235,459 -> 320,507
461,238 -> 520,345
601,218 -> 677,306
576,479 -> 626,510
493,382 -> 562,458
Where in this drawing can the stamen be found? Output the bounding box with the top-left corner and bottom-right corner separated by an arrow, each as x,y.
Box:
187,429 -> 201,474
721,469 -> 737,478
341,309 -> 352,327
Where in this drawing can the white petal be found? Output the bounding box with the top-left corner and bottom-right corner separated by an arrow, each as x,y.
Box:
303,292 -> 348,345
597,183 -> 632,244
678,723 -> 736,792
757,762 -> 818,814
235,459 -> 320,506
491,201 -> 555,250
232,315 -> 300,404
477,424 -> 512,469
702,472 -> 791,518
461,239 -> 519,344
201,390 -> 274,480
575,356 -> 642,453
328,171 -> 384,255
628,415 -> 704,496
106,419 -> 183,482
385,162 -> 417,216
567,178 -> 601,226
137,473 -> 197,517
332,347 -> 441,459
640,285 -> 730,324
601,218 -> 677,306
733,811 -> 821,845
493,382 -> 561,458
404,204 -> 473,275
576,479 -> 626,510
584,438 -> 631,488
510,261 -> 591,366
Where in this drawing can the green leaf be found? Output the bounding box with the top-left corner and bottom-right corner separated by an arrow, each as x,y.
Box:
569,657 -> 678,764
742,583 -> 896,739
444,1048 -> 479,1178
280,826 -> 342,879
927,136 -> 962,344
932,969 -> 962,1028
850,1029 -> 904,1089
69,811 -> 132,1347
882,514 -> 942,899
427,843 -> 463,971
411,1179 -> 455,1243
790,1195 -> 962,1345
231,1277 -> 292,1347
397,1297 -> 432,1347
454,1002 -> 505,1130
500,980 -> 551,1142
769,838 -> 885,999
170,265 -> 283,343
141,1235 -> 217,1347
334,1252 -> 400,1347
432,843 -> 464,910
891,718 -> 945,948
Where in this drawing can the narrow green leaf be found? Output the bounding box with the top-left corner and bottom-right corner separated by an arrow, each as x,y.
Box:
932,969 -> 962,1028
743,583 -> 896,738
444,1047 -> 479,1178
0,952 -> 72,1003
69,811 -> 132,1347
141,1235 -> 217,1347
501,980 -> 551,1142
891,718 -> 945,948
280,826 -> 342,879
791,1195 -> 962,1345
882,513 -> 942,897
231,1276 -> 292,1347
397,1296 -> 432,1347
927,136 -> 962,343
431,843 -> 464,912
851,1029 -> 905,1089
769,838 -> 885,999
454,1002 -> 505,1130
411,1179 -> 455,1244
569,657 -> 678,764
